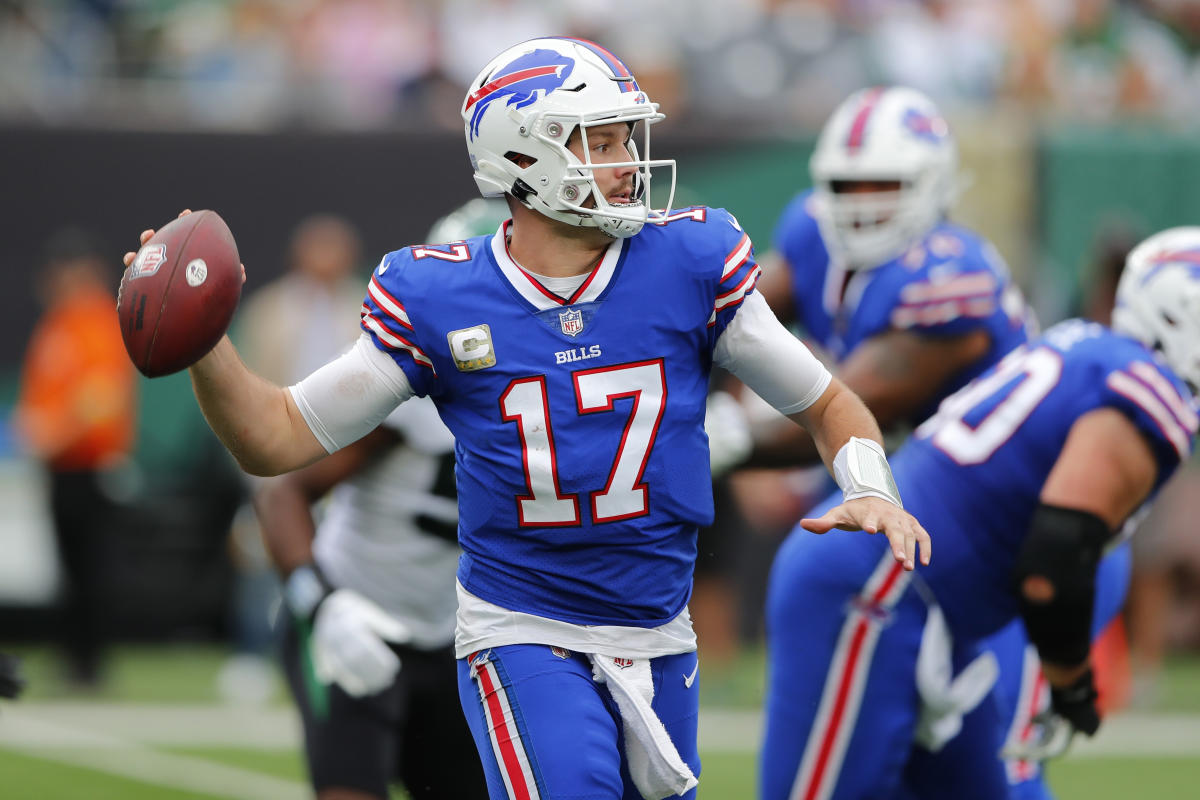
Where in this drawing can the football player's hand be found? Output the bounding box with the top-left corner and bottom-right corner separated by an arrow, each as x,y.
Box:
311,589 -> 411,698
1049,667 -> 1101,737
801,496 -> 931,571
1000,708 -> 1076,763
123,210 -> 246,284
704,391 -> 752,478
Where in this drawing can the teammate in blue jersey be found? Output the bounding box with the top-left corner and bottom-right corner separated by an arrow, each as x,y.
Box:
754,86 -> 1035,463
125,38 -> 930,800
759,227 -> 1200,800
747,86 -> 1130,799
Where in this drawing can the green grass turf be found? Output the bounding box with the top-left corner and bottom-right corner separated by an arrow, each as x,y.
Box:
0,748 -> 232,800
163,746 -> 305,782
7,741 -> 1200,799
4,644 -> 287,705
166,748 -> 416,800
697,753 -> 1200,800
1048,757 -> 1200,800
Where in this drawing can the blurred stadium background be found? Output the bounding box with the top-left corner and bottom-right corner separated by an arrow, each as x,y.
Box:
3,1 -> 1200,798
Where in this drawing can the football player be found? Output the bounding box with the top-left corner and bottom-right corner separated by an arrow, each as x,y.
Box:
253,202 -> 506,800
126,38 -> 928,800
748,85 -> 1130,799
760,227 -> 1200,800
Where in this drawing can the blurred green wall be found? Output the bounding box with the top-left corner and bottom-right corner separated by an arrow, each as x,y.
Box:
5,123 -> 1199,476
1039,125 -> 1200,309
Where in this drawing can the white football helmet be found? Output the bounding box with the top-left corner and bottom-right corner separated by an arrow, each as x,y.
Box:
810,86 -> 959,269
462,37 -> 675,239
425,198 -> 510,243
1112,226 -> 1200,393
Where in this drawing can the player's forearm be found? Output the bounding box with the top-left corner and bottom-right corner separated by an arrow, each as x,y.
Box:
254,477 -> 318,575
189,336 -> 325,476
791,379 -> 884,476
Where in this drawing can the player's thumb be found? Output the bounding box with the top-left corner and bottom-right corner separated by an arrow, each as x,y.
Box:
800,514 -> 837,534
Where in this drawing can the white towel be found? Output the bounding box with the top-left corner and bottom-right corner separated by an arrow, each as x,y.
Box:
914,606 -> 999,751
589,654 -> 699,800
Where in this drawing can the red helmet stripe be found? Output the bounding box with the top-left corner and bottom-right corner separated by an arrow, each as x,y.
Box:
465,65 -> 564,111
846,87 -> 886,153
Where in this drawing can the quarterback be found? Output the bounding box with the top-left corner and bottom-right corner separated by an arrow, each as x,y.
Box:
127,38 -> 928,800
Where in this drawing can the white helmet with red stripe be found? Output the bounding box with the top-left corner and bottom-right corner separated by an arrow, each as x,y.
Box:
462,37 -> 675,239
810,86 -> 959,269
1113,226 -> 1200,393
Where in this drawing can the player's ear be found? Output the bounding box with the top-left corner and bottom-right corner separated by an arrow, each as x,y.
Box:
504,151 -> 537,169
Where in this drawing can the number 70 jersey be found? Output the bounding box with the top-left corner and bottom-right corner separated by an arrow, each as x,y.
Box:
898,318 -> 1198,637
360,209 -> 761,629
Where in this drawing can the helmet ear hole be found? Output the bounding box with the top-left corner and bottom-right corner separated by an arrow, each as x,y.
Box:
505,151 -> 538,168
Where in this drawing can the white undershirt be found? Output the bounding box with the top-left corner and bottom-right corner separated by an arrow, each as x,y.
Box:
523,268 -> 589,297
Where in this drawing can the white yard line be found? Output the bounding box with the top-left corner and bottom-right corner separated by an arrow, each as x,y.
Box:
0,705 -> 307,800
1,701 -> 1198,800
698,708 -> 1200,757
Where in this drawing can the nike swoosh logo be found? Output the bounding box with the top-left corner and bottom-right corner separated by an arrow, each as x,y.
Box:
683,662 -> 699,689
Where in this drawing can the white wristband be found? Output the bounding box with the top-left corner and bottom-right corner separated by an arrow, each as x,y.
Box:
833,436 -> 903,508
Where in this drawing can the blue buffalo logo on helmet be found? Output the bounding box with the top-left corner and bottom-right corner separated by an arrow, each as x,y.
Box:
1142,249 -> 1200,285
902,108 -> 949,144
465,49 -> 576,140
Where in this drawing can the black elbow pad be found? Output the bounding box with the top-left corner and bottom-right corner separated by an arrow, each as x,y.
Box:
1012,504 -> 1112,666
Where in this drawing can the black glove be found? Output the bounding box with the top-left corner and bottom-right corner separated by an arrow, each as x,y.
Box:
0,652 -> 26,700
1049,667 -> 1100,737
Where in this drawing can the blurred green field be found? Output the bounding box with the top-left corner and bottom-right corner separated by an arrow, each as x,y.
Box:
2,644 -> 1200,799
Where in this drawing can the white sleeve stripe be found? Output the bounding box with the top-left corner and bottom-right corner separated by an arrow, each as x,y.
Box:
894,290 -> 997,309
1130,361 -> 1199,432
890,298 -> 995,328
899,273 -> 997,302
714,265 -> 762,311
721,234 -> 753,280
1107,371 -> 1191,460
367,277 -> 414,329
362,313 -> 435,369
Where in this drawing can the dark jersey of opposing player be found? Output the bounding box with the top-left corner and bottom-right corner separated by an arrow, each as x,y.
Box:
360,207 -> 760,628
773,190 -> 1035,423
898,319 -> 1198,638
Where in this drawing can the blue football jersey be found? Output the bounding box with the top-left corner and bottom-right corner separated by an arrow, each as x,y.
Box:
897,319 -> 1198,637
773,190 -> 1035,422
359,207 -> 760,628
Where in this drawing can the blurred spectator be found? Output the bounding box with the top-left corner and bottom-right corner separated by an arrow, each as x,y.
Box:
1127,0 -> 1200,124
237,213 -> 366,384
291,0 -> 436,127
679,0 -> 873,129
869,0 -> 1009,107
218,213 -> 367,702
1008,0 -> 1162,120
13,228 -> 137,688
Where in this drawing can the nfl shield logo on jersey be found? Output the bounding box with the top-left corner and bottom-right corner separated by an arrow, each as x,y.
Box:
613,657 -> 633,669
559,308 -> 584,337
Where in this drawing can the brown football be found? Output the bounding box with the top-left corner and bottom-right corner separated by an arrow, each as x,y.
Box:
118,210 -> 242,377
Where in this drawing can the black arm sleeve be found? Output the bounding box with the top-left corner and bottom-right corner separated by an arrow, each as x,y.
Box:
1012,504 -> 1113,666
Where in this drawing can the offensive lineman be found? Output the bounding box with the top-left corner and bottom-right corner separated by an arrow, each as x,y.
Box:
749,85 -> 1132,798
760,227 -> 1200,800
